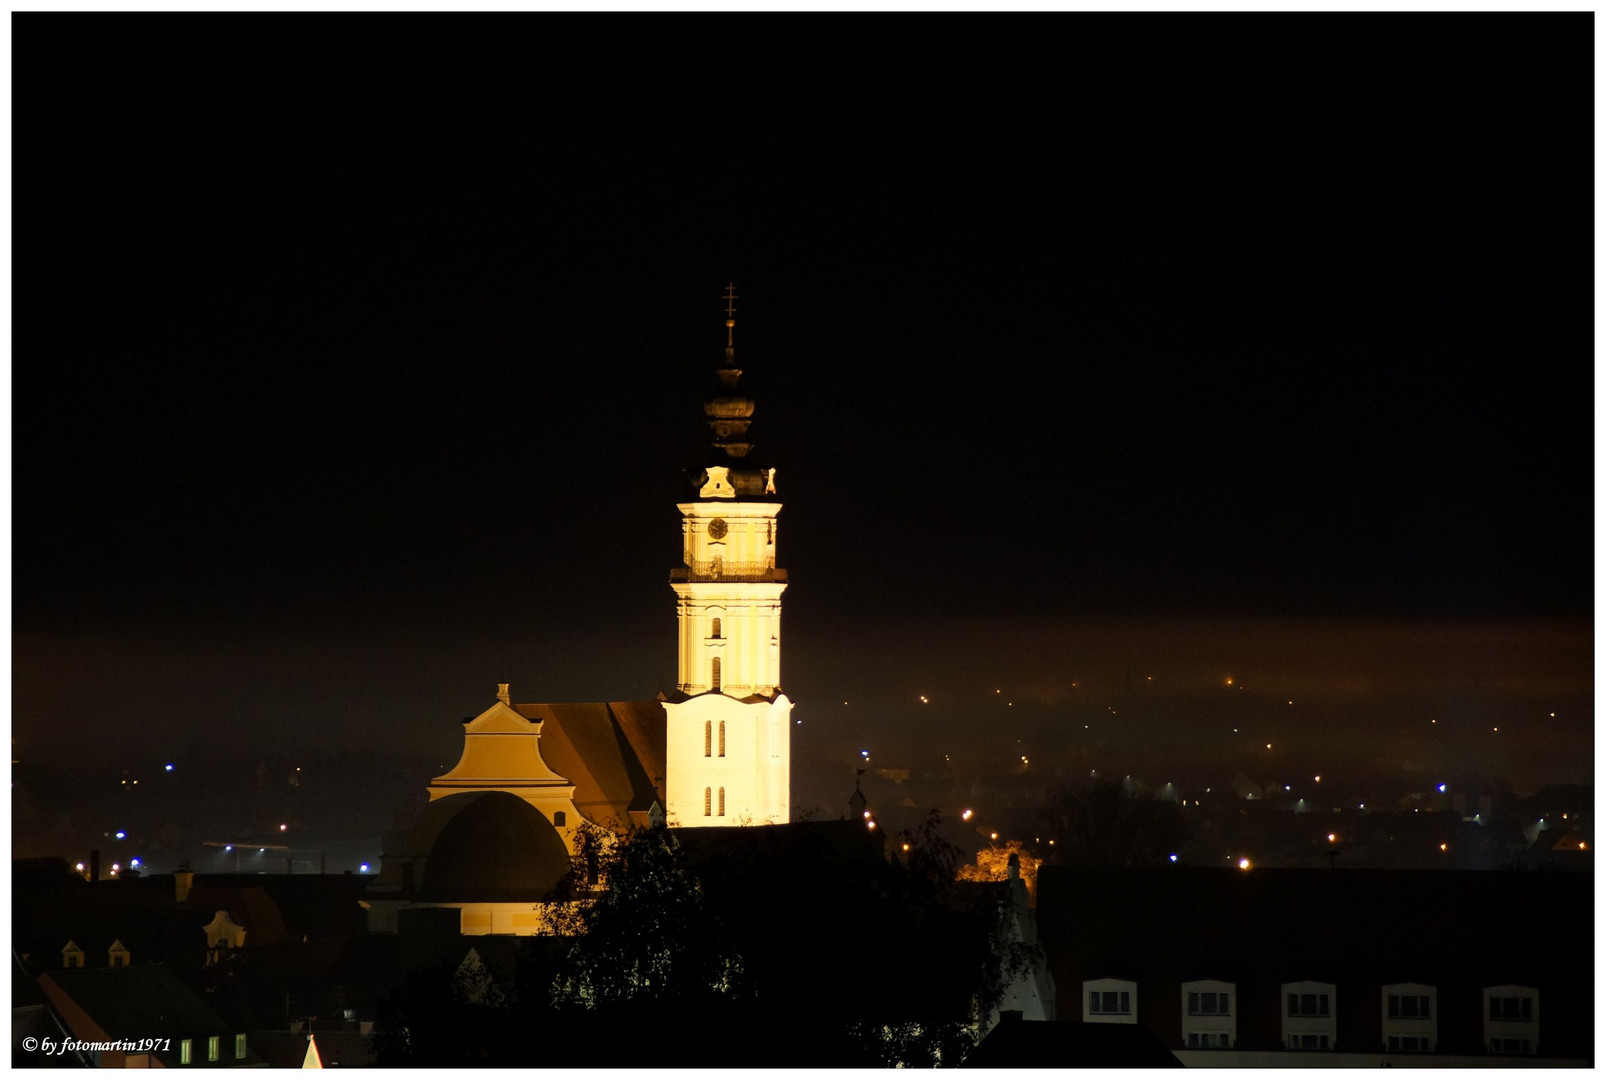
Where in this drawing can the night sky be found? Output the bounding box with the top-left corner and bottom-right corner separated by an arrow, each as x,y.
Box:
12,16 -> 1593,868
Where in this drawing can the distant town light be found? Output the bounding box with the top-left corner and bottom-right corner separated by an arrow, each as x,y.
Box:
866,821 -> 876,831
75,862 -> 85,871
114,831 -> 126,840
111,863 -> 121,873
279,824 -> 288,832
164,763 -> 174,771
863,810 -> 871,819
1327,834 -> 1337,843
1314,776 -> 1321,782
225,845 -> 233,852
1579,842 -> 1587,851
360,863 -> 370,872
1225,678 -> 1233,686
901,843 -> 911,852
1238,858 -> 1251,870
1440,843 -> 1449,852
258,847 -> 265,853
961,809 -> 973,821
919,695 -> 928,703
1168,854 -> 1178,863
1437,784 -> 1446,793
1266,744 -> 1272,750
990,832 -> 999,841
130,858 -> 141,867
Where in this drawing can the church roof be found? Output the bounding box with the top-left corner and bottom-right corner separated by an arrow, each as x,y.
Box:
513,702 -> 665,827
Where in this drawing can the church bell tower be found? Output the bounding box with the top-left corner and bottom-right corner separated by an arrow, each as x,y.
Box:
662,285 -> 791,827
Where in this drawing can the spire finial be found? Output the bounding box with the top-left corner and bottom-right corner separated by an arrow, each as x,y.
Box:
723,281 -> 738,349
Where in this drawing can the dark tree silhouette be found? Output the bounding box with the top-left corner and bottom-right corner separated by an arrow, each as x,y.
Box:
1036,779 -> 1185,866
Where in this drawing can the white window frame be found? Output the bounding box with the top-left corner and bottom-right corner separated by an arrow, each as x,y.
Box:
1083,978 -> 1137,1025
1381,982 -> 1436,1053
1282,980 -> 1337,1051
1180,979 -> 1236,1049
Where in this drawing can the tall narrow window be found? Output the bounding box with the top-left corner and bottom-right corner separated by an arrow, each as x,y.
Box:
705,721 -> 712,757
719,721 -> 726,757
704,788 -> 712,816
711,617 -> 722,639
553,811 -> 567,827
180,1041 -> 192,1066
235,1034 -> 247,1060
208,1036 -> 220,1062
711,657 -> 721,690
719,787 -> 726,816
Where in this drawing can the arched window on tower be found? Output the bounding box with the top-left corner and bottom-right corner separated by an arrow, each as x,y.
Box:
719,721 -> 726,757
704,787 -> 712,817
705,721 -> 712,757
711,657 -> 722,690
711,617 -> 722,639
553,811 -> 566,827
719,787 -> 726,817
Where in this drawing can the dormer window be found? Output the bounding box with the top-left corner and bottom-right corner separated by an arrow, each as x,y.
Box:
1083,978 -> 1137,1024
1382,983 -> 1436,1053
1283,981 -> 1337,1051
1484,985 -> 1539,1055
1181,980 -> 1235,1049
108,939 -> 131,968
61,940 -> 84,969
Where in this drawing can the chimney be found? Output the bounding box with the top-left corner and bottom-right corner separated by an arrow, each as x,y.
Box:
175,863 -> 194,903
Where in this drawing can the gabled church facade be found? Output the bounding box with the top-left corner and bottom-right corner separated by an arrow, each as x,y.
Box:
371,289 -> 791,929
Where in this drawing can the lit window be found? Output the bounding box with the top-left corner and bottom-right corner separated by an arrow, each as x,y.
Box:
235,1034 -> 247,1060
704,788 -> 712,817
180,1040 -> 192,1065
208,1036 -> 219,1062
719,721 -> 726,758
718,787 -> 725,816
1089,990 -> 1131,1015
552,811 -> 566,827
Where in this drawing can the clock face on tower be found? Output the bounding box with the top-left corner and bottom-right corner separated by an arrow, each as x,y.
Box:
708,518 -> 729,540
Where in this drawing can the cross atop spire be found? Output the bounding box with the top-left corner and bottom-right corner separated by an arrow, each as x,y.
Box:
723,282 -> 738,348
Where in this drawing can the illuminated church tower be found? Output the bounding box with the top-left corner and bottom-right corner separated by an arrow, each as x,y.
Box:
662,285 -> 791,826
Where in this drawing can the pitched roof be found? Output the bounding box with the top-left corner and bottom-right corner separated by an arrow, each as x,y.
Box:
513,702 -> 665,826
962,1018 -> 1183,1068
40,962 -> 233,1039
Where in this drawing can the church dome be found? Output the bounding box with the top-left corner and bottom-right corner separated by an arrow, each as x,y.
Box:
416,792 -> 572,902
